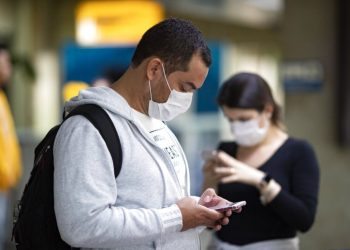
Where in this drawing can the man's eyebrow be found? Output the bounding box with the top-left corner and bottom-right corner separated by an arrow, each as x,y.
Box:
185,82 -> 197,90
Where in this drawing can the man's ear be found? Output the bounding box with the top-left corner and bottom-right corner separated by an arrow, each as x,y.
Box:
146,58 -> 162,81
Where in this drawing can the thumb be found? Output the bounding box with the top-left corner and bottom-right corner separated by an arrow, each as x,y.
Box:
217,151 -> 236,166
199,188 -> 217,205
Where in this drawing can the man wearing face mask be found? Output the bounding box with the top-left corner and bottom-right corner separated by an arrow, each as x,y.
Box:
202,72 -> 320,250
53,18 -> 234,250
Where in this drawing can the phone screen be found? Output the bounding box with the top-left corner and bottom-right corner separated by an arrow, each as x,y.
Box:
209,201 -> 246,212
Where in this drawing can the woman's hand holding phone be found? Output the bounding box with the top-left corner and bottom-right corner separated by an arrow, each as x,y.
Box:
214,151 -> 265,187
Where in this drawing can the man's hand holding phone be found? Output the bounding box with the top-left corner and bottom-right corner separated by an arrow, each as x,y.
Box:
177,188 -> 235,232
197,188 -> 244,230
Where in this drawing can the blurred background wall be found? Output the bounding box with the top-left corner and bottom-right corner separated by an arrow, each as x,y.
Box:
281,0 -> 350,248
0,0 -> 349,249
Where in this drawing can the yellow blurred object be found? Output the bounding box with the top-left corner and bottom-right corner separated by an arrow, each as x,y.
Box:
0,90 -> 22,191
76,0 -> 164,45
62,81 -> 89,102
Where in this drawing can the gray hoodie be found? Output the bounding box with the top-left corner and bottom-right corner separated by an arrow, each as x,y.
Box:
53,87 -> 201,250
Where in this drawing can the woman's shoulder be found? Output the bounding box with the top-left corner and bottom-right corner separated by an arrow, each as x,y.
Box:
285,137 -> 316,156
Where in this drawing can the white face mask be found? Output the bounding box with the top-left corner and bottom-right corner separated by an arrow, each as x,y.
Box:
148,64 -> 193,121
230,115 -> 270,147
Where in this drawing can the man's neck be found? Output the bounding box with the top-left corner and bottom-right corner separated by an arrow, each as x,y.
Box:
110,68 -> 149,115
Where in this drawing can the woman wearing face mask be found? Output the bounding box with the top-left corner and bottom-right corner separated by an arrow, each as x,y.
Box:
203,72 -> 320,250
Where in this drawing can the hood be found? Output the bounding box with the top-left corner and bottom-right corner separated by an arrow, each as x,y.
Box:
65,86 -> 133,122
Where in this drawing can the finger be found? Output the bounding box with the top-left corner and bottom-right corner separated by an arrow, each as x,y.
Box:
220,175 -> 238,183
220,217 -> 230,226
215,167 -> 235,175
214,168 -> 235,181
217,151 -> 237,166
214,224 -> 222,231
204,195 -> 233,208
203,196 -> 226,208
225,209 -> 232,217
199,188 -> 217,204
233,207 -> 242,213
204,207 -> 225,221
203,188 -> 216,197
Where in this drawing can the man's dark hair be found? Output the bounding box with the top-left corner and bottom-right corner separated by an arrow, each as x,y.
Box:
0,43 -> 9,52
131,18 -> 211,74
102,67 -> 126,84
217,72 -> 283,126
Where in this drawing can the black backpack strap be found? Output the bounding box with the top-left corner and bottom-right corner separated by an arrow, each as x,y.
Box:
65,104 -> 123,178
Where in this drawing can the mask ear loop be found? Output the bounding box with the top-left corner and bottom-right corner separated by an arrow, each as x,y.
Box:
161,63 -> 172,92
148,80 -> 153,101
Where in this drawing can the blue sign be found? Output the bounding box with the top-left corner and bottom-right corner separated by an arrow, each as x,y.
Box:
195,42 -> 221,113
281,60 -> 324,92
61,43 -> 135,84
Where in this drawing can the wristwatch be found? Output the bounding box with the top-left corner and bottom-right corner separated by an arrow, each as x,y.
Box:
259,173 -> 272,189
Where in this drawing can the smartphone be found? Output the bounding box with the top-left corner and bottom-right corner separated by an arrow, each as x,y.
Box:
209,201 -> 246,212
201,150 -> 216,161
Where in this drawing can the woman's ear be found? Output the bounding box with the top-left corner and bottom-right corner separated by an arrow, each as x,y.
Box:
264,104 -> 274,118
146,58 -> 162,81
